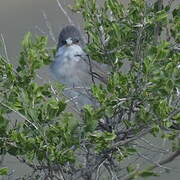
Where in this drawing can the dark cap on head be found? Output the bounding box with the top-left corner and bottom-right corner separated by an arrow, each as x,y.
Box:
57,25 -> 83,49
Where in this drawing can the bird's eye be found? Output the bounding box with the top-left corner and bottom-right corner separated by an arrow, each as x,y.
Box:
61,40 -> 66,45
74,38 -> 79,43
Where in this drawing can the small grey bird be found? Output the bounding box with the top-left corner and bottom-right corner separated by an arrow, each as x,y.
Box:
50,25 -> 108,108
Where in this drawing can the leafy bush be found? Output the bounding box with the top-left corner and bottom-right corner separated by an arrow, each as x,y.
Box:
0,0 -> 179,179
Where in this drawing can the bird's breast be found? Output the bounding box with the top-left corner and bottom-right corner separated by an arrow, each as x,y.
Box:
50,45 -> 90,87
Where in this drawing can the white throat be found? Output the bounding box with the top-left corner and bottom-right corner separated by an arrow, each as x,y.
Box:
55,44 -> 85,61
50,44 -> 88,86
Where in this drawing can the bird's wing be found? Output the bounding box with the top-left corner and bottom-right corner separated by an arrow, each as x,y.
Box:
88,59 -> 110,84
75,53 -> 110,84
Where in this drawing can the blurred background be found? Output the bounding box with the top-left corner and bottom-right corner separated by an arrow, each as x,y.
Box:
0,0 -> 179,179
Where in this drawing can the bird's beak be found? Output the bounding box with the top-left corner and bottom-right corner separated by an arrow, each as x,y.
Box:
65,38 -> 73,46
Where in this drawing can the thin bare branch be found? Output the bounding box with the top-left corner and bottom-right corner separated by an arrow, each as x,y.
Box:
0,101 -> 38,130
112,127 -> 152,149
158,150 -> 180,167
139,137 -> 170,153
56,0 -> 74,25
42,11 -> 56,43
137,151 -> 172,171
122,150 -> 180,180
1,34 -> 9,62
95,159 -> 105,180
35,25 -> 47,36
154,0 -> 163,44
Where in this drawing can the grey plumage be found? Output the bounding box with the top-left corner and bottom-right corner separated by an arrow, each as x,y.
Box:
57,25 -> 84,49
50,25 -> 109,108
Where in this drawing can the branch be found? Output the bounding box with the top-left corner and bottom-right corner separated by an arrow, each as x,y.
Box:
0,34 -> 9,62
42,11 -> 56,43
139,137 -> 170,153
157,150 -> 180,167
56,0 -> 74,25
80,127 -> 151,180
168,108 -> 180,120
122,150 -> 180,180
112,127 -> 152,150
137,151 -> 172,171
0,101 -> 38,130
154,0 -> 163,44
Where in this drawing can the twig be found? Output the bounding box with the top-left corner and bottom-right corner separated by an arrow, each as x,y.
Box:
0,34 -> 9,62
134,142 -> 168,153
87,53 -> 96,84
56,0 -> 74,25
139,137 -> 170,153
0,101 -> 38,130
50,84 -> 60,101
154,0 -> 163,44
74,157 -> 107,180
137,151 -> 172,171
57,167 -> 66,180
35,25 -> 47,36
157,150 -> 180,167
53,174 -> 62,180
42,11 -> 56,43
158,138 -> 167,162
64,86 -> 91,91
95,160 -> 105,180
104,163 -> 118,180
0,55 -> 19,76
167,108 -> 180,120
122,150 -> 180,180
51,83 -> 81,114
168,0 -> 176,9
112,127 -> 152,149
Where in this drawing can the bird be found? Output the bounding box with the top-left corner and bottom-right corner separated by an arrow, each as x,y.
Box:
50,25 -> 108,109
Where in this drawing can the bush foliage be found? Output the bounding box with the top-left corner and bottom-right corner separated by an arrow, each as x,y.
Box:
0,0 -> 180,179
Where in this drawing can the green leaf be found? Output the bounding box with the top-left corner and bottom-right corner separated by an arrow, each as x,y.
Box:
89,131 -> 103,138
127,165 -> 135,173
140,170 -> 158,177
0,167 -> 9,175
172,8 -> 180,17
83,105 -> 98,132
0,115 -> 8,135
104,131 -> 117,141
165,5 -> 170,12
155,10 -> 168,23
127,147 -> 137,154
22,32 -> 32,47
151,125 -> 160,136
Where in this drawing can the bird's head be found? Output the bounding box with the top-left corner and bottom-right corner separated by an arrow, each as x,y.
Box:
57,25 -> 83,49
